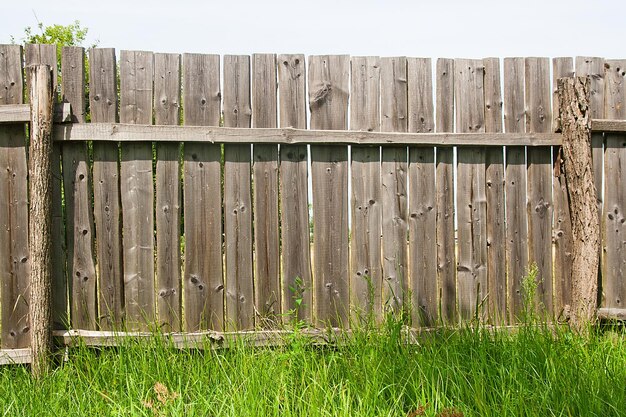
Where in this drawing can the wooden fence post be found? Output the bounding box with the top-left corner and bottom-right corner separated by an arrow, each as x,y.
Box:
28,64 -> 55,377
557,76 -> 600,332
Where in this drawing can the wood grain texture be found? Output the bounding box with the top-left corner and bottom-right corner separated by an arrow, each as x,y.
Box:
349,56 -> 382,323
25,44 -> 67,332
407,57 -> 436,326
24,44 -> 58,90
0,102 -> 71,123
154,53 -> 181,332
380,57 -> 408,312
603,59 -> 626,309
61,47 -> 97,330
119,50 -> 155,330
576,57 -> 605,309
503,57 -> 528,322
27,64 -> 55,377
182,53 -> 223,331
89,48 -> 123,330
557,76 -> 599,331
223,55 -> 254,330
552,57 -> 574,318
593,119 -> 626,132
576,57 -> 605,212
54,123 -> 561,146
308,55 -> 350,326
0,45 -> 30,348
525,57 -> 553,316
277,54 -> 312,322
251,54 -> 280,325
435,58 -> 456,323
483,57 -> 506,324
454,59 -> 487,321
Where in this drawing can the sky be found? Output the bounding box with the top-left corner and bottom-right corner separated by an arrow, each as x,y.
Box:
3,0 -> 626,58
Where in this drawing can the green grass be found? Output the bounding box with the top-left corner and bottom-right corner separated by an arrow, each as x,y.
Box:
0,319 -> 625,416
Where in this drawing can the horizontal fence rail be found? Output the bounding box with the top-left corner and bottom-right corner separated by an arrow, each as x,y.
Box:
52,123 -> 563,145
0,44 -> 625,354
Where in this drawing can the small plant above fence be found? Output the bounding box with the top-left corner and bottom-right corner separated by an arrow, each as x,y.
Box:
0,44 -> 625,371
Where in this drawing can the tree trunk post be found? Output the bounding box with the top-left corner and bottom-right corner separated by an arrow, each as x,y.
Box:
557,76 -> 600,332
28,64 -> 55,378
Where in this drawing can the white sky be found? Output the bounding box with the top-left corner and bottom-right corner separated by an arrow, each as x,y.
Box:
3,0 -> 626,58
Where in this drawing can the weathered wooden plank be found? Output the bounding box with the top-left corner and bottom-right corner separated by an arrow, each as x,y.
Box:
0,102 -> 72,123
593,119 -> 626,132
408,58 -> 435,134
309,55 -> 350,326
380,57 -> 408,313
154,53 -> 181,332
407,57 -> 436,326
603,59 -> 626,310
483,57 -> 506,324
53,123 -> 562,145
89,48 -> 123,330
349,56 -> 381,323
552,57 -> 574,318
25,44 -> 58,90
525,57 -> 553,316
223,55 -> 254,330
61,46 -> 97,330
119,50 -> 155,330
182,53 -> 223,331
0,348 -> 31,365
251,54 -> 280,325
436,58 -> 456,323
277,54 -> 312,322
597,308 -> 626,321
504,57 -> 528,322
24,44 -> 67,332
455,58 -> 487,321
0,45 -> 30,348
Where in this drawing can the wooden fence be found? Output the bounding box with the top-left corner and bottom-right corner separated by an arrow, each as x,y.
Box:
0,44 -> 625,353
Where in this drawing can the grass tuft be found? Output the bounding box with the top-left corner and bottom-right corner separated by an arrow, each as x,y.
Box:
0,317 -> 625,416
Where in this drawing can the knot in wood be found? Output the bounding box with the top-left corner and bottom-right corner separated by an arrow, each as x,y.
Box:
310,82 -> 332,109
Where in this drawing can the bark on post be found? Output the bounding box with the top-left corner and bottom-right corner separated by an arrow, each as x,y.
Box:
557,76 -> 600,332
28,64 -> 55,378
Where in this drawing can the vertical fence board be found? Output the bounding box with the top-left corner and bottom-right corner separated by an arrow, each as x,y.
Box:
380,57 -> 408,312
552,57 -> 574,318
349,56 -> 381,323
277,54 -> 312,322
182,53 -> 223,331
603,59 -> 626,309
0,45 -> 29,348
503,57 -> 528,322
309,55 -> 350,326
61,47 -> 97,330
252,54 -> 280,325
408,58 -> 436,326
119,50 -> 155,329
223,55 -> 254,330
436,58 -> 456,322
483,57 -> 506,323
90,48 -> 123,329
454,59 -> 487,320
25,44 -> 68,331
525,57 -> 553,315
154,53 -> 181,332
